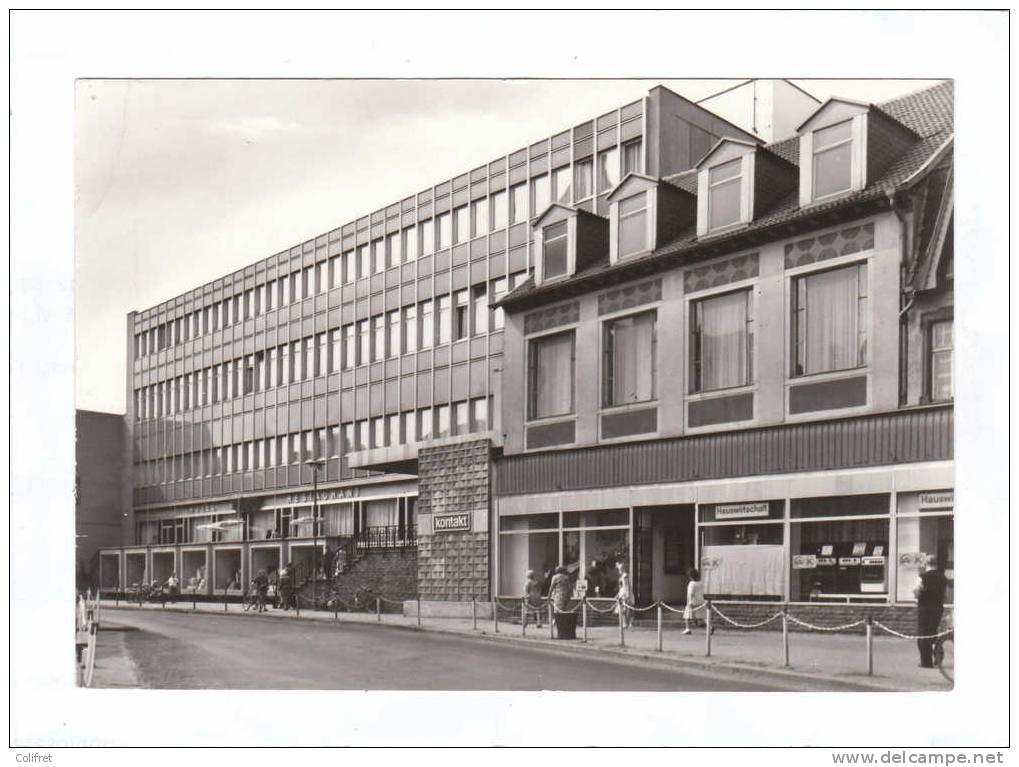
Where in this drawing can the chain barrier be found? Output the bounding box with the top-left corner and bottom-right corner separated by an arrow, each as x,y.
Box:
584,599 -> 619,614
627,602 -> 659,613
872,621 -> 953,641
710,604 -> 783,629
786,614 -> 867,632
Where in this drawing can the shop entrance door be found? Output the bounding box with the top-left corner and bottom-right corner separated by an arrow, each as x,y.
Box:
634,506 -> 695,605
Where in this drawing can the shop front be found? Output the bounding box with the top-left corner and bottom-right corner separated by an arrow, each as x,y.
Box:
494,474 -> 954,608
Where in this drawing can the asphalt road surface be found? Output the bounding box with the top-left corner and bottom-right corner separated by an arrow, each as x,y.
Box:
97,609 -> 799,691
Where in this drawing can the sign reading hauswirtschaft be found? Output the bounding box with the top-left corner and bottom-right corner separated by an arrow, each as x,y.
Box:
919,491 -> 954,509
715,502 -> 770,520
433,512 -> 471,533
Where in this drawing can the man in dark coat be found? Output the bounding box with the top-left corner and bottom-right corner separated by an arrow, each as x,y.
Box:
913,556 -> 948,668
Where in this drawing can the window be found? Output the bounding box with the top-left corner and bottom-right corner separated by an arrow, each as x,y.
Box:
603,310 -> 657,407
403,305 -> 418,354
357,421 -> 369,451
617,192 -> 648,257
491,277 -> 508,331
531,174 -> 550,216
597,147 -> 619,192
929,320 -> 953,401
436,404 -> 451,438
553,166 -> 571,204
509,184 -> 527,225
574,158 -> 593,201
315,262 -> 326,294
453,206 -> 469,245
371,417 -> 385,448
357,320 -> 370,366
542,221 -> 569,280
418,408 -> 433,441
812,120 -> 853,199
341,424 -> 354,456
264,280 -> 275,311
528,330 -> 576,420
708,158 -> 742,231
437,213 -> 452,250
472,198 -> 488,237
343,250 -> 356,283
329,257 -> 341,290
419,299 -> 434,349
293,272 -> 304,303
342,324 -> 355,370
267,348 -> 278,388
279,275 -> 290,307
303,337 -> 314,381
690,290 -> 753,393
254,351 -> 266,391
472,284 -> 488,335
372,239 -> 385,274
622,139 -> 642,175
402,227 -> 417,263
373,314 -> 386,362
421,219 -> 435,255
387,414 -> 400,447
453,401 -> 469,435
357,245 -> 370,279
472,397 -> 489,432
437,295 -> 451,345
387,232 -> 401,268
792,263 -> 868,376
386,310 -> 401,357
329,329 -> 341,373
402,411 -> 417,444
491,191 -> 508,229
316,333 -> 328,377
278,346 -> 289,387
453,289 -> 469,341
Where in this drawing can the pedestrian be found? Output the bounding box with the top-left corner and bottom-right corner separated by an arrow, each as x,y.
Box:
253,568 -> 269,613
166,571 -> 180,603
547,566 -> 572,612
913,555 -> 948,668
523,569 -> 543,628
615,561 -> 634,628
682,567 -> 706,635
279,562 -> 293,611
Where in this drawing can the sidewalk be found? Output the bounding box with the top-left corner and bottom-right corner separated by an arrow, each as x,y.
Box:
97,599 -> 951,692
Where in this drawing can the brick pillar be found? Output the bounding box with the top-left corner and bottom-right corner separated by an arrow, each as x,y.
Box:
416,438 -> 492,601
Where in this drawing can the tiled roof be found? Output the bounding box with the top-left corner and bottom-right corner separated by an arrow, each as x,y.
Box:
503,81 -> 953,310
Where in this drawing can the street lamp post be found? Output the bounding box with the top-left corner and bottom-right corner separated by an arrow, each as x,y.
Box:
304,458 -> 326,608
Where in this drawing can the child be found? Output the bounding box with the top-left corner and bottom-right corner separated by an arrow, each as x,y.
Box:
682,567 -> 705,635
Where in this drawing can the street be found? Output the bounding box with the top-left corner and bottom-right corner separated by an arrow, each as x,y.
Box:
95,609 -> 806,691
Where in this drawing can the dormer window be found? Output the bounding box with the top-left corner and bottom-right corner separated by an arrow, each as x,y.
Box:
543,221 -> 569,281
707,158 -> 742,231
617,192 -> 648,257
812,120 -> 853,199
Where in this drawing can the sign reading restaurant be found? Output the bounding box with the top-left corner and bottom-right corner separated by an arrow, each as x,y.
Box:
714,502 -> 770,520
433,513 -> 471,533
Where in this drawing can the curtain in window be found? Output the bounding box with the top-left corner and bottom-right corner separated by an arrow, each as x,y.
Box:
533,333 -> 574,418
365,499 -> 398,528
609,313 -> 655,404
701,291 -> 747,390
702,544 -> 784,597
804,267 -> 858,374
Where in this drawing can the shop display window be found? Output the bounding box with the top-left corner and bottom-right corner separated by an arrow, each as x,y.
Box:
700,523 -> 784,598
896,514 -> 954,603
563,527 -> 629,599
499,531 -> 558,597
789,517 -> 889,601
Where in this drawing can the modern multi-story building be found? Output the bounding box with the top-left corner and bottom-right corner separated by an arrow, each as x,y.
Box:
98,80 -> 953,623
97,82 -> 766,601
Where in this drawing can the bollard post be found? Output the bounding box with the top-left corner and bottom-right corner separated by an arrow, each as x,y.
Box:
296,592 -> 301,617
705,601 -> 712,657
115,590 -> 119,607
334,600 -> 339,620
417,596 -> 422,627
193,592 -> 196,612
376,596 -> 381,623
224,587 -> 228,612
866,617 -> 874,676
521,602 -> 526,636
582,598 -> 588,643
472,597 -> 477,631
492,599 -> 498,633
782,604 -> 790,667
548,602 -> 554,640
657,602 -> 663,652
618,598 -> 625,647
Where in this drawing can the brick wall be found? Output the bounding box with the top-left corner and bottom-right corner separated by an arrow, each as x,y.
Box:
417,439 -> 492,601
299,549 -> 418,609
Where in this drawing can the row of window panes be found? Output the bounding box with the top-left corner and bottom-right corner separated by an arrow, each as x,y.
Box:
133,140 -> 642,360
135,397 -> 490,485
527,261 -> 893,421
134,274 -> 527,420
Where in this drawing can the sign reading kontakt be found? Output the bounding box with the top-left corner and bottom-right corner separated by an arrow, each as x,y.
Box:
433,513 -> 471,533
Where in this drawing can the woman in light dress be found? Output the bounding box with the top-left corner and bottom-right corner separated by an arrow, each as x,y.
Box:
615,562 -> 634,628
683,567 -> 706,634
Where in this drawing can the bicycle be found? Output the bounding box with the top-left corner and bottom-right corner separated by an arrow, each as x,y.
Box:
352,585 -> 377,612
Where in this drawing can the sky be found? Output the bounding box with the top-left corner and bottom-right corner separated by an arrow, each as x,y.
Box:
75,77 -> 943,414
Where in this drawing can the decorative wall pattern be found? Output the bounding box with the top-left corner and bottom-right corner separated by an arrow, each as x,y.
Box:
524,300 -> 580,335
684,253 -> 759,294
784,222 -> 875,269
597,278 -> 663,316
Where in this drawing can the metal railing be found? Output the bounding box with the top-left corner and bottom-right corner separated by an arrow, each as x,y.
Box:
354,524 -> 417,551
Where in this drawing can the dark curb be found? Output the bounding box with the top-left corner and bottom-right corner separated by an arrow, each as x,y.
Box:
100,603 -> 916,692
